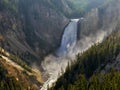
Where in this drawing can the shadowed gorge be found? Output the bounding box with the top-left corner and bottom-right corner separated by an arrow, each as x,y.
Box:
0,0 -> 120,90
0,0 -> 69,65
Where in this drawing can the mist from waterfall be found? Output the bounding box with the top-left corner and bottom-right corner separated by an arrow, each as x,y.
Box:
40,18 -> 114,90
41,19 -> 79,90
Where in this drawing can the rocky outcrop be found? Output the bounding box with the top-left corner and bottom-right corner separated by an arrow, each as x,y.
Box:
78,0 -> 120,40
0,0 -> 69,65
101,54 -> 120,74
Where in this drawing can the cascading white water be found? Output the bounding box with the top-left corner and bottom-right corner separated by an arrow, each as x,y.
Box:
40,16 -> 113,90
41,19 -> 79,90
57,19 -> 79,56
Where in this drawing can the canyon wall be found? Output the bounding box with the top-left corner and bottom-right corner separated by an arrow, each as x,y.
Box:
0,0 -> 69,65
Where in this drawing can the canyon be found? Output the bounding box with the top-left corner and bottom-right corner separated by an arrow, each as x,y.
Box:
0,0 -> 120,90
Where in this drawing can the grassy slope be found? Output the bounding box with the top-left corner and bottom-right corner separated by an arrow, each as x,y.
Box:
0,48 -> 43,90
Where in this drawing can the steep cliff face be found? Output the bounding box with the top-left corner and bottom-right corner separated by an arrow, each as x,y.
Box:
0,48 -> 43,90
51,0 -> 112,18
78,0 -> 120,40
0,0 -> 69,65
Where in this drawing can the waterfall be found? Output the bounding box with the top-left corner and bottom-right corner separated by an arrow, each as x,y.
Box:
40,18 -> 108,90
57,19 -> 79,56
41,19 -> 79,90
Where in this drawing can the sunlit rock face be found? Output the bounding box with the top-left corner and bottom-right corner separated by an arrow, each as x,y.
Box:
78,0 -> 120,40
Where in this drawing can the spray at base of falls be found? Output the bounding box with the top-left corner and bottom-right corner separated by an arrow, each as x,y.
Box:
41,19 -> 79,90
40,18 -> 113,90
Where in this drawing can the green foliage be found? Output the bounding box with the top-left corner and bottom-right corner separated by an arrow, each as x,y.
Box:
0,0 -> 19,13
49,32 -> 120,90
0,62 -> 29,90
66,0 -> 88,17
0,49 -> 32,72
9,54 -> 32,72
50,70 -> 120,90
51,0 -> 112,18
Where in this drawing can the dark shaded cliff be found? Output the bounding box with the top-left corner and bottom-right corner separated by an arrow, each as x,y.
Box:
0,0 -> 113,65
0,0 -> 69,65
